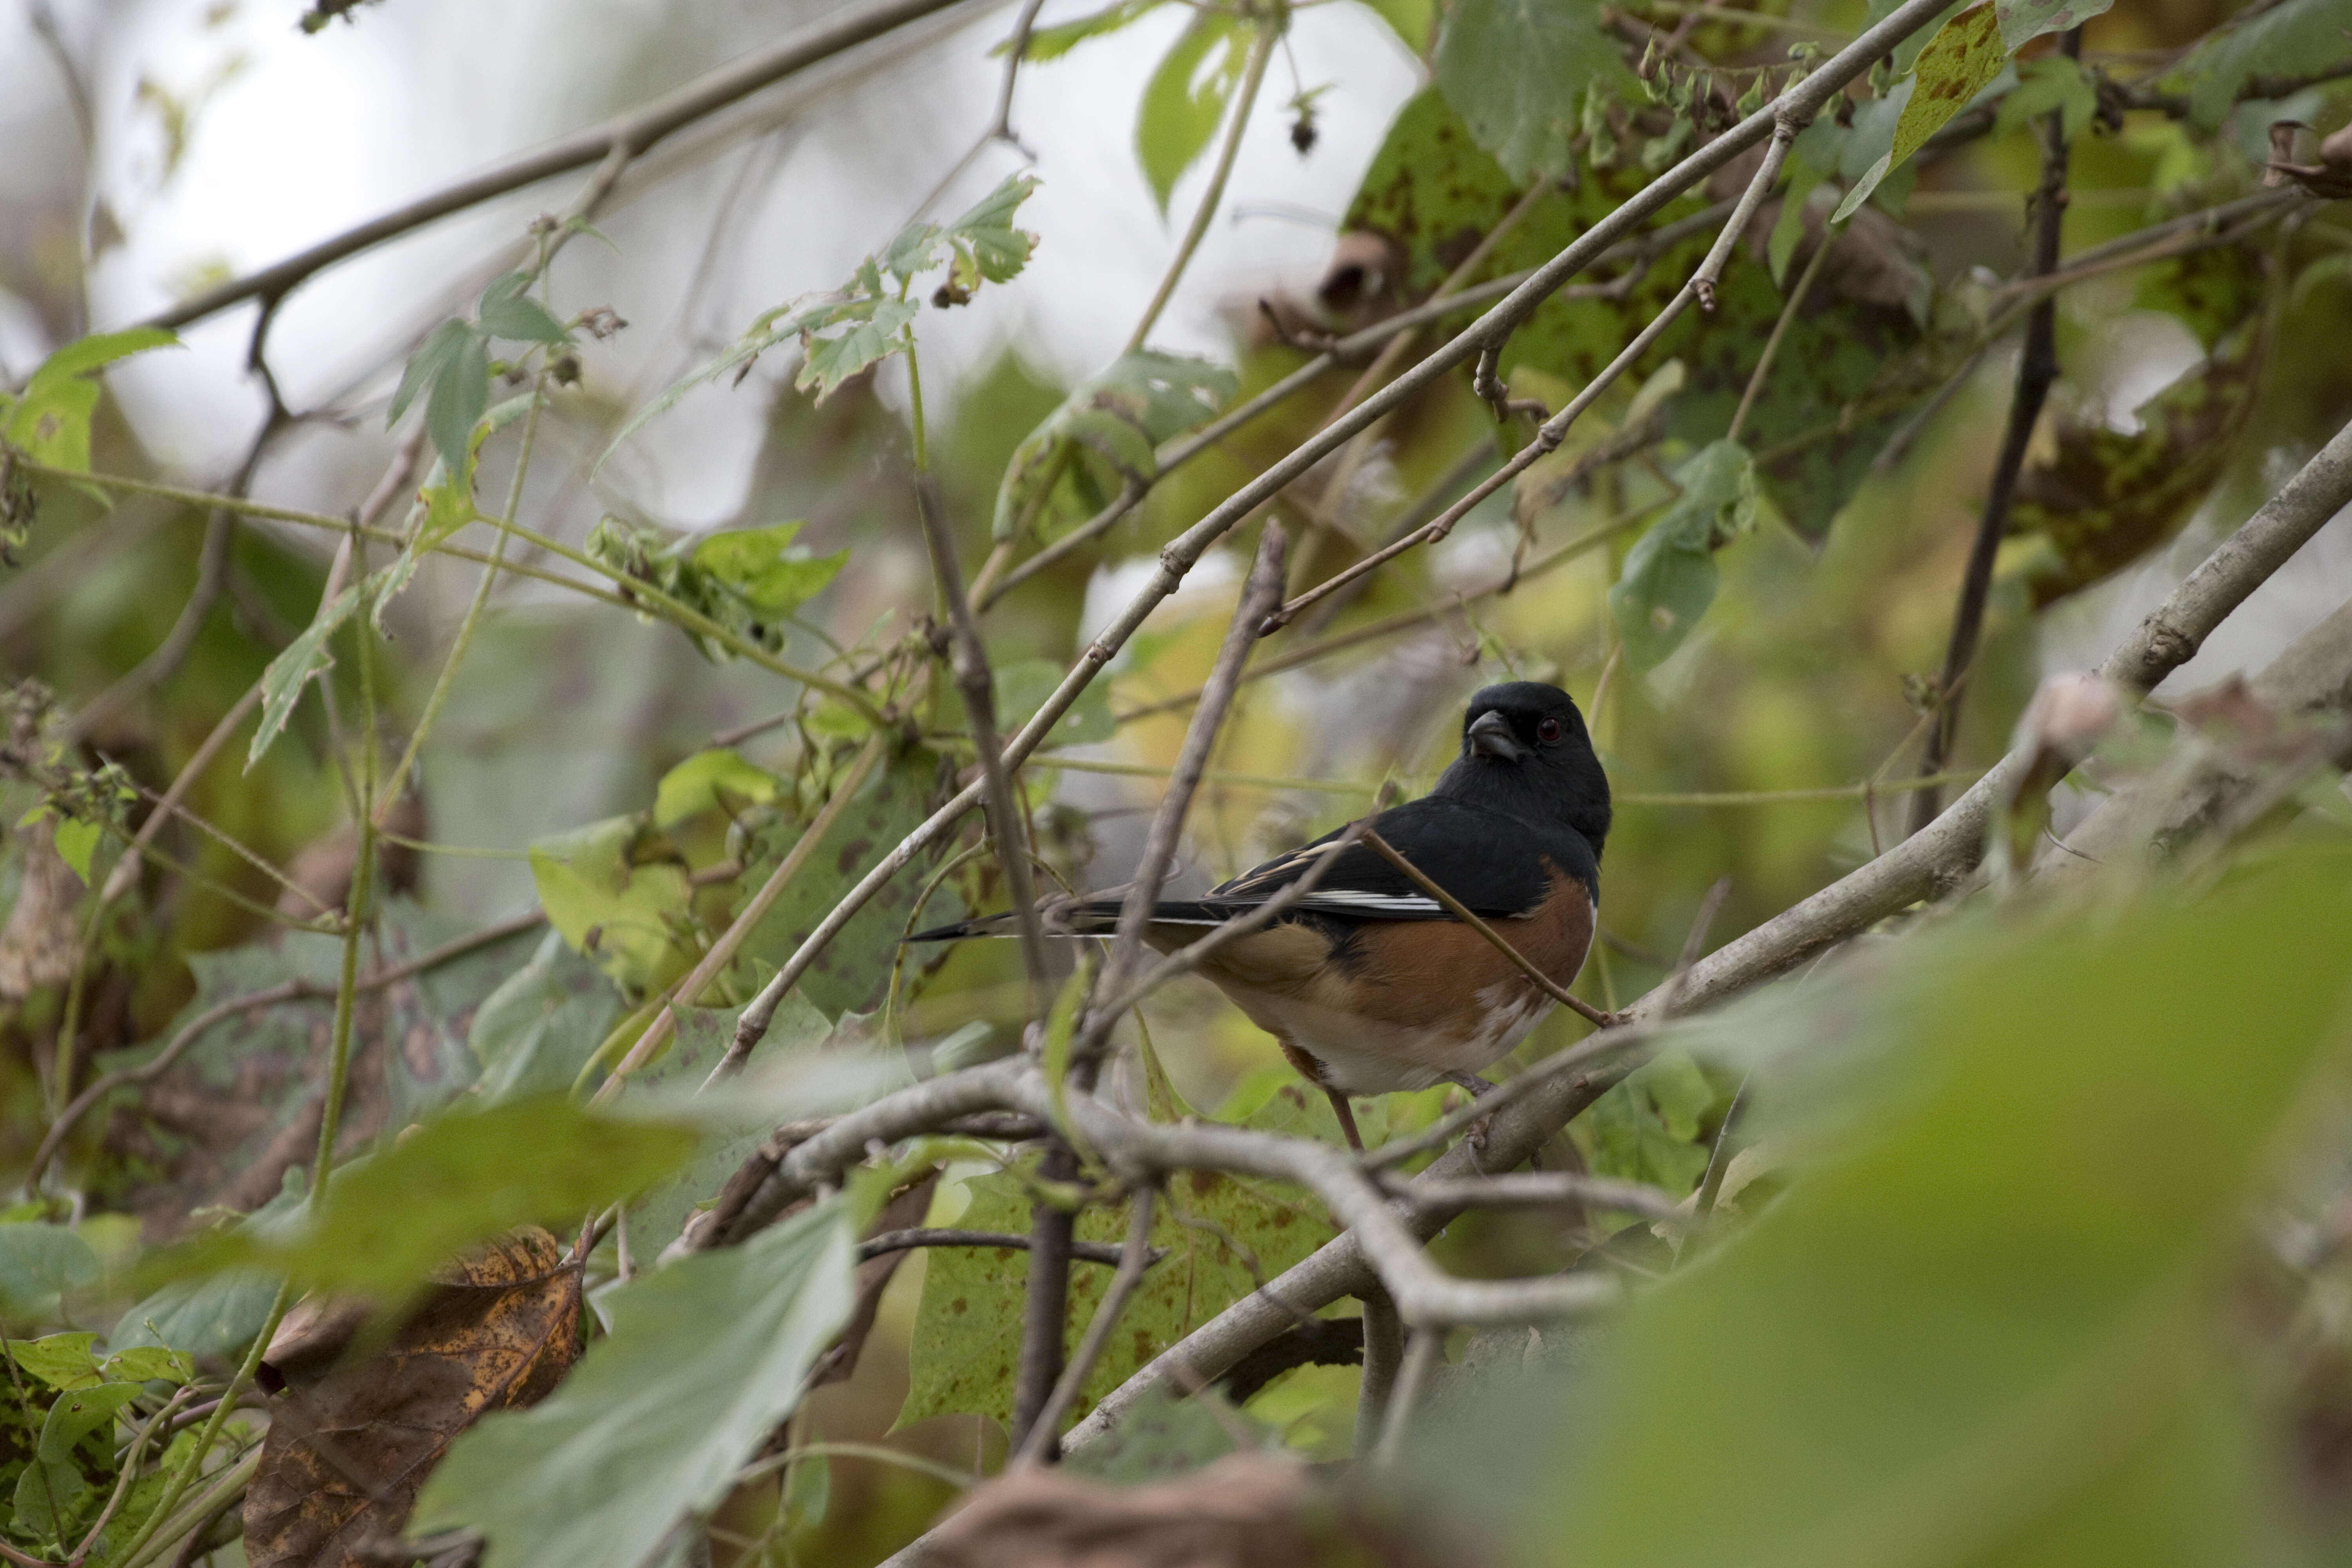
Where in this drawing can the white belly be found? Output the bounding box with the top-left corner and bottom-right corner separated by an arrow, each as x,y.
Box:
1294,983 -> 1557,1096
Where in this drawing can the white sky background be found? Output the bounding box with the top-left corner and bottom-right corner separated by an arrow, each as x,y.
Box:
0,0 -> 1423,528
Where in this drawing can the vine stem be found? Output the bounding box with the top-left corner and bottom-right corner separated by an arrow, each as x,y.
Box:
378,364 -> 551,815
1907,26 -> 2080,834
1725,221 -> 1831,447
1125,15 -> 1279,352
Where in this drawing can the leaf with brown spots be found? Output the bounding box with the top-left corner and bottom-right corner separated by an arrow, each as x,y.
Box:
242,1228 -> 581,1568
899,1088 -> 1339,1431
2011,245 -> 2271,606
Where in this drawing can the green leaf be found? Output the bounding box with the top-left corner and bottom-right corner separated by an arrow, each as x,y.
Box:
13,1446 -> 90,1543
111,1271 -> 280,1363
1136,11 -> 1250,213
653,749 -> 781,830
478,271 -> 573,346
36,1380 -> 142,1463
1355,0 -> 1436,56
901,1081 -> 1338,1430
880,221 -> 946,287
0,1226 -> 101,1321
940,172 -> 1042,286
98,1346 -> 194,1385
4,1332 -> 101,1390
1007,0 -> 1163,60
1993,53 -> 2097,142
29,327 -> 181,382
1522,853 -> 2352,1567
1991,0 -> 2113,48
595,301 -> 815,473
388,319 -> 474,428
425,329 -> 492,477
795,298 -> 920,403
187,1097 -> 699,1301
1586,1051 -> 1718,1194
0,328 -> 180,472
246,581 -> 364,769
1834,5 -> 2008,223
688,521 -> 848,618
466,932 -> 621,1104
2176,0 -> 2345,127
992,350 -> 1236,541
1608,439 -> 1755,670
529,814 -> 699,995
51,816 -> 100,885
412,1201 -> 857,1568
1436,0 -> 1631,183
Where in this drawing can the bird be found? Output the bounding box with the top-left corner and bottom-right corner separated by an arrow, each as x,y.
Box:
908,681 -> 1611,1150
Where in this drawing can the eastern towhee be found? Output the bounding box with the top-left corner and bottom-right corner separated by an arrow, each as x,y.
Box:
911,681 -> 1611,1148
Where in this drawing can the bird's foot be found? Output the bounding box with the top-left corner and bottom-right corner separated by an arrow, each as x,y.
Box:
1443,1071 -> 1542,1169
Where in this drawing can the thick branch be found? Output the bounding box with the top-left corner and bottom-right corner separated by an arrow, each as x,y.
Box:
136,0 -> 992,332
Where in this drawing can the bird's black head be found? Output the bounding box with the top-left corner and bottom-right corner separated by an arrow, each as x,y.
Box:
1433,681 -> 1612,854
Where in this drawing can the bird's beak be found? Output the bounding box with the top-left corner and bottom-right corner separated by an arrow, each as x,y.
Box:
1466,710 -> 1523,762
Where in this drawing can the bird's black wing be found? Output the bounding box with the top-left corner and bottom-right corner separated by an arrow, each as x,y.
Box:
1205,796 -> 1594,921
905,798 -> 1599,942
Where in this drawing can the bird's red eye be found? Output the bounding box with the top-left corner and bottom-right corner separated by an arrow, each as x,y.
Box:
1537,717 -> 1563,744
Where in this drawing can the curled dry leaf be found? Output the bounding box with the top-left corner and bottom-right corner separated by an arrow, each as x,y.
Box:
0,818 -> 83,1001
243,1227 -> 581,1568
922,1452 -> 1439,1568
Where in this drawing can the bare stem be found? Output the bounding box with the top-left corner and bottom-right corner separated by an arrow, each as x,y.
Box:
1908,28 -> 2079,834
1015,1187 -> 1158,1465
1127,18 -> 1279,352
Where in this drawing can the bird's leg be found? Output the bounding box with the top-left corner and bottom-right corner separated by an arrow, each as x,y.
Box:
1441,1071 -> 1541,1170
1325,1090 -> 1365,1152
1279,1039 -> 1364,1151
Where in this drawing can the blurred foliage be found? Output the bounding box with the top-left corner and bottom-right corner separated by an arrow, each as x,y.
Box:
2,0 -> 2352,1562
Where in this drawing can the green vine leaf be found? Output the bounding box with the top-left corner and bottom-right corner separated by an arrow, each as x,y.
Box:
1136,10 -> 1250,213
993,350 -> 1236,542
1004,0 -> 1163,61
1436,0 -> 1631,183
1608,439 -> 1756,670
247,579 -> 367,769
0,328 -> 180,472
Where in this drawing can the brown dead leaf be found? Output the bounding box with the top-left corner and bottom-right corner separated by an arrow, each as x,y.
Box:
0,818 -> 83,1001
244,1227 -> 581,1568
922,1453 -> 1436,1568
278,794 -> 425,919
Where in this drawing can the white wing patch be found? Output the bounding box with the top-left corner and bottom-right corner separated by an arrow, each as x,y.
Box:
1292,891 -> 1446,916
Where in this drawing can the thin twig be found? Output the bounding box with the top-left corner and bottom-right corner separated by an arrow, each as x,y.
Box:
1908,28 -> 2080,836
1372,1330 -> 1441,1466
1016,1187 -> 1158,1464
1359,830 -> 1613,1027
1127,19 -> 1279,352
136,0 -> 987,334
1091,822 -> 1365,1021
916,477 -> 1051,1011
858,1229 -> 1143,1266
1083,523 -> 1290,1060
597,732 -> 886,1095
1392,1172 -> 1684,1221
1725,225 -> 1831,447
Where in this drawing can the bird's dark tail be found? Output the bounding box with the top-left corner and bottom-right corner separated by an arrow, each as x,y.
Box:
905,899 -> 1231,943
